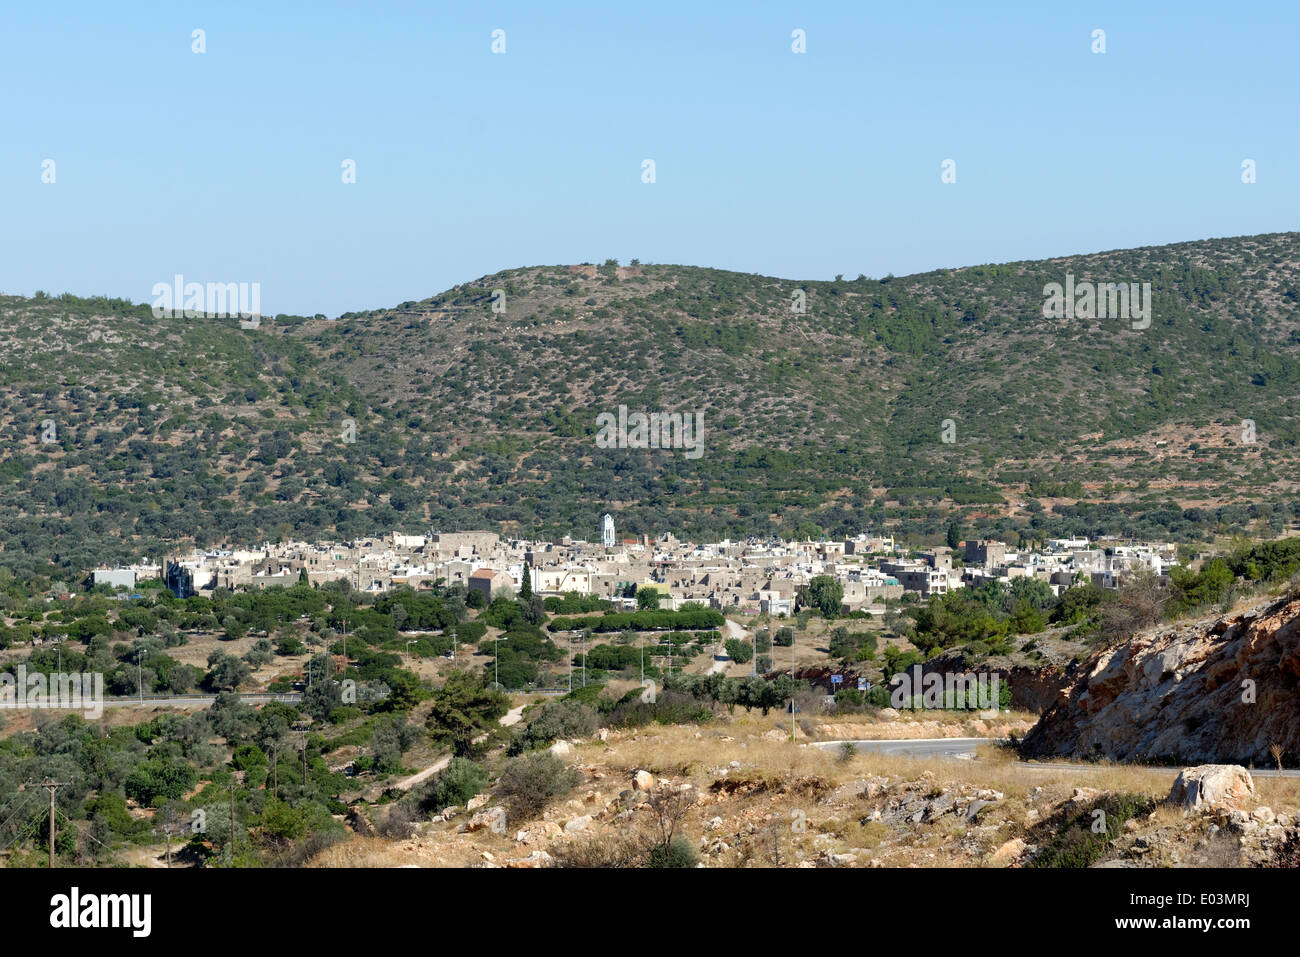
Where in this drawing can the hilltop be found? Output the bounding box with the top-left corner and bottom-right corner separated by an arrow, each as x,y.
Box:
4,232 -> 1300,574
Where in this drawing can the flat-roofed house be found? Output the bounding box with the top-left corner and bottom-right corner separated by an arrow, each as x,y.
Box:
468,567 -> 512,602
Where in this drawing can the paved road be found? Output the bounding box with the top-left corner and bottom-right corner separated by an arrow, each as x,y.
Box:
812,737 -> 994,759
100,693 -> 302,708
812,737 -> 1300,778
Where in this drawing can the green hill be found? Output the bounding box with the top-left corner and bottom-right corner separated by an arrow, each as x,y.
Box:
5,232 -> 1300,575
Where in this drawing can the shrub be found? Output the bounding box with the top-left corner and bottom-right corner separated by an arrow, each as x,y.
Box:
418,757 -> 489,813
608,690 -> 713,729
1031,793 -> 1156,868
276,634 -> 306,656
497,752 -> 580,823
376,803 -> 419,840
723,637 -> 753,664
647,836 -> 699,868
511,699 -> 599,754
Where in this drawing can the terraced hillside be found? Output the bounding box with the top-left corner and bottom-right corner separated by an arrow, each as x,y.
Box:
3,232 -> 1300,574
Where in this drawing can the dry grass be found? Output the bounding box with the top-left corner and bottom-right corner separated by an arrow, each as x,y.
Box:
305,836 -> 421,867
594,718 -> 1300,814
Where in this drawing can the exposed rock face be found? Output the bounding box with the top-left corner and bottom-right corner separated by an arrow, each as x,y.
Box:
1021,594 -> 1300,764
922,651 -> 1072,713
1168,765 -> 1256,813
1007,664 -> 1074,713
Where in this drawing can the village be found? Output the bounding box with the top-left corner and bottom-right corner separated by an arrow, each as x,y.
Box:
91,516 -> 1181,611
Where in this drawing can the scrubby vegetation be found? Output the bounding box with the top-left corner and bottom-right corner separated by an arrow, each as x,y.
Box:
7,233 -> 1300,576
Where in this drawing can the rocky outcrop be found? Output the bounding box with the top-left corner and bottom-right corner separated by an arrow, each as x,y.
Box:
1168,765 -> 1256,813
1006,664 -> 1075,713
1021,594 -> 1300,764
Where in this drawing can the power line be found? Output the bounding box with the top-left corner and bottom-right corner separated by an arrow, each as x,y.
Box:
0,791 -> 39,852
0,790 -> 37,837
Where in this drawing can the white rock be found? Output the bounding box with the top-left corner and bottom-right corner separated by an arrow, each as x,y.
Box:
1168,765 -> 1256,813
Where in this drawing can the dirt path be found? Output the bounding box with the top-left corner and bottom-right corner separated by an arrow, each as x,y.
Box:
706,618 -> 751,674
390,704 -> 528,792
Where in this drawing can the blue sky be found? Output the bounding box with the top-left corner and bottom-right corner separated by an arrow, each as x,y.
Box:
1,1 -> 1296,316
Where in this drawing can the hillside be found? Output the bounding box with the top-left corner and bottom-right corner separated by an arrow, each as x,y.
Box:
5,232 -> 1300,574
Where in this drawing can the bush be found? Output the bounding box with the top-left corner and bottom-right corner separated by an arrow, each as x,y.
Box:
453,620 -> 487,643
125,758 -> 199,807
498,752 -> 580,823
276,634 -> 306,656
417,757 -> 489,813
647,836 -> 699,868
377,803 -> 419,840
1031,793 -> 1156,868
723,637 -> 753,664
608,690 -> 713,729
511,699 -> 599,754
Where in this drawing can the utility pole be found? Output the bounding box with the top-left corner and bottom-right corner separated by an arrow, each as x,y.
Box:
153,817 -> 182,868
40,781 -> 71,869
227,782 -> 236,866
295,724 -> 309,787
